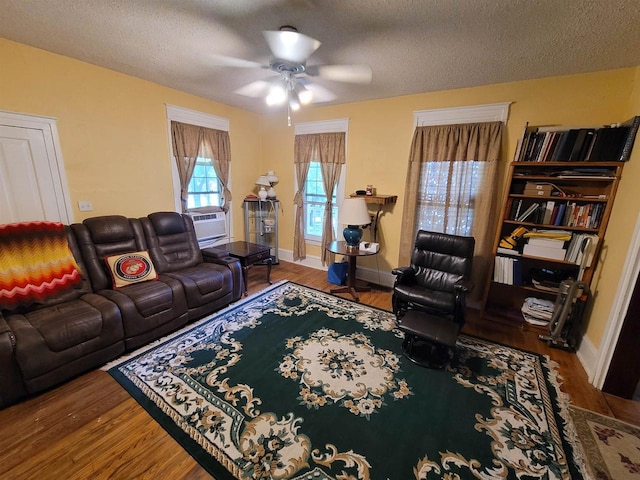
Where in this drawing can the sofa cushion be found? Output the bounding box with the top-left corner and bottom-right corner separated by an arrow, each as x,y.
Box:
114,279 -> 176,318
24,299 -> 104,352
105,250 -> 158,289
164,264 -> 229,308
7,292 -> 124,392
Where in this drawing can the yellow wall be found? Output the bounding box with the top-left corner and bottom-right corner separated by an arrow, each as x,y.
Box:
2,37 -> 639,350
261,68 -> 638,349
0,38 -> 261,239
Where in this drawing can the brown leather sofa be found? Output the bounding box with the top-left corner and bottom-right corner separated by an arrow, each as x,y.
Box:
0,213 -> 242,409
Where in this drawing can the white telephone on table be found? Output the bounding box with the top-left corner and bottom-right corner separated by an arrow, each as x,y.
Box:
359,241 -> 380,253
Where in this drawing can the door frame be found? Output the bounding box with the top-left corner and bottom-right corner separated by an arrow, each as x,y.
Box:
0,110 -> 73,224
591,212 -> 640,388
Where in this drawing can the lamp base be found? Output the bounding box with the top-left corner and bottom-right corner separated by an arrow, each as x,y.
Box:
343,225 -> 363,247
258,188 -> 268,201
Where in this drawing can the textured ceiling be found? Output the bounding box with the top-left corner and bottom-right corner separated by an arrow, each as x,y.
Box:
1,0 -> 640,113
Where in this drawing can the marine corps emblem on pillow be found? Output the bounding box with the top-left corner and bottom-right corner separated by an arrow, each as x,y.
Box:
105,251 -> 158,289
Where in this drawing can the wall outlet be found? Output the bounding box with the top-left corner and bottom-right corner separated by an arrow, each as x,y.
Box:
78,200 -> 93,212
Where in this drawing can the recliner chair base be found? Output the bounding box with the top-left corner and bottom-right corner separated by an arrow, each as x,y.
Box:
401,335 -> 451,369
397,309 -> 460,369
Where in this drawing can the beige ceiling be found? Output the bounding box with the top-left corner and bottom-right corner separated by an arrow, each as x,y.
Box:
2,0 -> 640,113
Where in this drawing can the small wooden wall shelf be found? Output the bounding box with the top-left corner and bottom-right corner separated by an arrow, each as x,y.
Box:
349,194 -> 397,241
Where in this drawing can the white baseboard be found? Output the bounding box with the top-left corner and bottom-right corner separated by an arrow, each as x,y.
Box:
278,248 -> 394,288
278,249 -> 328,271
577,333 -> 598,380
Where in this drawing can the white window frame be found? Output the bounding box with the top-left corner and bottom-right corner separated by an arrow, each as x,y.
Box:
414,102 -> 511,127
165,104 -> 233,239
294,118 -> 349,245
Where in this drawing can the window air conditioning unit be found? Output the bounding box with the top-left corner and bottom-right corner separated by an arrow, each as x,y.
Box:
188,212 -> 227,248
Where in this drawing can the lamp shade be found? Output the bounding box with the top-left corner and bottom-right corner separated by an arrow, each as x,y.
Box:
341,198 -> 371,226
341,198 -> 370,247
255,175 -> 271,187
265,170 -> 279,184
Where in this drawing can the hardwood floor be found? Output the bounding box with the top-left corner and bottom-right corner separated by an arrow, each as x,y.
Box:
1,260 -> 638,479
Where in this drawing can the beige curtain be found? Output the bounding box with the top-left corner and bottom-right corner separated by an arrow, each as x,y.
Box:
201,128 -> 232,212
399,121 -> 503,301
319,133 -> 346,265
171,121 -> 232,213
171,121 -> 202,212
293,133 -> 346,263
293,135 -> 314,260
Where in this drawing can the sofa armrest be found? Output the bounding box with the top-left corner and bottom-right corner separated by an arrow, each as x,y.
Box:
201,247 -> 230,261
0,313 -> 27,408
202,254 -> 243,302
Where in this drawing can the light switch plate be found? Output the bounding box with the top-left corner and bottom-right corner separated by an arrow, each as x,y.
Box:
78,200 -> 93,212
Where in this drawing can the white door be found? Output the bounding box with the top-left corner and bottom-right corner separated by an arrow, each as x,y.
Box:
0,113 -> 71,225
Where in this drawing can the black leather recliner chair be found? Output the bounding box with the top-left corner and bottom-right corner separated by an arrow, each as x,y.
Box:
392,230 -> 475,367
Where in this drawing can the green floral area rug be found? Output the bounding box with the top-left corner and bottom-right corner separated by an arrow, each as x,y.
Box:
569,405 -> 640,479
107,281 -> 586,479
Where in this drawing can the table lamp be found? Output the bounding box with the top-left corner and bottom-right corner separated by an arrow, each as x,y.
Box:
255,175 -> 271,200
265,170 -> 279,198
341,197 -> 371,247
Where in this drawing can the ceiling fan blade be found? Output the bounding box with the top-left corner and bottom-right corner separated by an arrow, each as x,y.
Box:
209,54 -> 265,69
263,30 -> 321,63
302,82 -> 337,103
306,64 -> 373,84
234,80 -> 272,98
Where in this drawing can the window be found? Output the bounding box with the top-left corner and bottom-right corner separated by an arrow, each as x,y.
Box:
304,162 -> 338,241
187,158 -> 221,209
416,160 -> 486,236
294,118 -> 349,245
412,103 -> 509,237
165,105 -> 230,213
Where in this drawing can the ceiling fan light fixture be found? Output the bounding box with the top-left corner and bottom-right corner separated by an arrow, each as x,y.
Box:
280,30 -> 299,47
266,83 -> 287,106
289,90 -> 301,111
296,85 -> 313,105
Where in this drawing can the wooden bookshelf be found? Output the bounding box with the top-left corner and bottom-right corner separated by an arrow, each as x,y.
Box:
482,153 -> 625,328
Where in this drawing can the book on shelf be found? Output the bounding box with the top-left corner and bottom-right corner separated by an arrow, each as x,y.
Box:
514,119 -> 639,162
524,229 -> 572,240
509,199 -> 523,220
523,243 -> 567,261
527,237 -> 566,249
566,233 -> 599,266
497,246 -> 521,256
516,203 -> 540,222
618,115 -> 640,162
553,203 -> 566,226
493,255 -> 523,286
541,201 -> 555,225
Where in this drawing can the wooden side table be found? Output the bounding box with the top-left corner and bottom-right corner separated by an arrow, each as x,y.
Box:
325,240 -> 378,301
222,241 -> 273,296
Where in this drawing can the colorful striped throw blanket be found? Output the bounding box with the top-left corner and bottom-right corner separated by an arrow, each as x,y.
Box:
0,221 -> 81,310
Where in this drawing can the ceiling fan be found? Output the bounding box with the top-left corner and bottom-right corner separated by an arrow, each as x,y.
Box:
216,26 -> 372,124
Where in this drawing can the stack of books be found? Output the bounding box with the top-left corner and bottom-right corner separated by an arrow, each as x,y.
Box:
493,255 -> 522,286
522,231 -> 571,261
